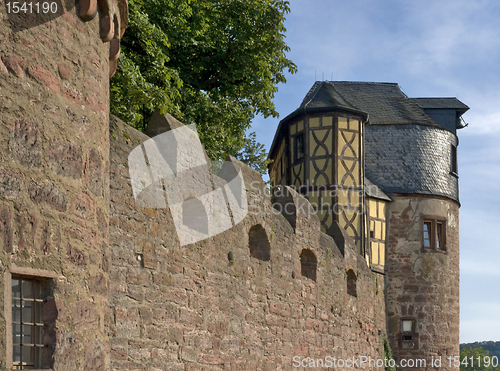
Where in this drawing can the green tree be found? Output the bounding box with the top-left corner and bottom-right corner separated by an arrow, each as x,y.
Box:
460,345 -> 500,371
111,0 -> 296,174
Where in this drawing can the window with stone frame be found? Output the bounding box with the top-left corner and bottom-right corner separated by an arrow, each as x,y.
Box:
422,216 -> 446,252
9,273 -> 56,370
401,318 -> 415,342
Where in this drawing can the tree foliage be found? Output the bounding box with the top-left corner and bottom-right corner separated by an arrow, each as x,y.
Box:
460,345 -> 500,371
111,0 -> 296,173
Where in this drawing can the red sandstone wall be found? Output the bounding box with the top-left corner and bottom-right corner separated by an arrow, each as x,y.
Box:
0,2 -> 124,370
385,195 -> 460,371
109,116 -> 387,371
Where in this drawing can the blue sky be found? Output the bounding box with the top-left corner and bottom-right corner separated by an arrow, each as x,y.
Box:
251,0 -> 500,344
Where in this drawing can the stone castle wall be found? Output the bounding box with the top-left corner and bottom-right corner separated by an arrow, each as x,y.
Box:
108,116 -> 388,370
0,2 -> 388,370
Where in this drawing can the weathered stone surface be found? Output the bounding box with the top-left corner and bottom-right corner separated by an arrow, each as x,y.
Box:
2,54 -> 26,76
58,63 -> 71,80
28,64 -> 61,93
72,301 -> 97,328
88,149 -> 103,196
29,182 -> 68,211
73,193 -> 94,219
67,243 -> 87,266
83,344 -> 105,371
9,119 -> 42,168
0,170 -> 22,199
48,140 -> 83,178
0,4 -> 115,371
0,206 -> 13,253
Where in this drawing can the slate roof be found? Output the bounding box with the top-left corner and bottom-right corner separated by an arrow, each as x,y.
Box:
299,81 -> 366,115
412,97 -> 469,113
269,81 -> 466,202
364,177 -> 392,201
364,124 -> 459,202
299,81 -> 438,126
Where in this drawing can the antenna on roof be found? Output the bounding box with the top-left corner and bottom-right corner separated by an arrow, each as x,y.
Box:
331,72 -> 333,80
315,69 -> 316,81
322,72 -> 324,81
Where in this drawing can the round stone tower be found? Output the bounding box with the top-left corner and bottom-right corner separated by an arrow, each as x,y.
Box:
0,1 -> 127,369
364,97 -> 468,370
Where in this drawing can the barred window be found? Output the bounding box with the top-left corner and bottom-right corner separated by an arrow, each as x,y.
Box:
12,275 -> 52,369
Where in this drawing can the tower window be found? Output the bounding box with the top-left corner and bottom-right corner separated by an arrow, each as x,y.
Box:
401,319 -> 415,342
295,134 -> 305,161
423,222 -> 432,248
451,145 -> 458,174
422,217 -> 446,252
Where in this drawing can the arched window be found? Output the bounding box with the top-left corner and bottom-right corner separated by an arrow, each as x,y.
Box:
346,269 -> 357,297
248,225 -> 270,261
300,249 -> 317,282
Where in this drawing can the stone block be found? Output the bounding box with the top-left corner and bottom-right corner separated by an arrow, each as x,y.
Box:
88,149 -> 103,196
73,193 -> 94,219
9,119 -> 42,168
29,181 -> 68,211
49,140 -> 83,178
72,301 -> 97,328
0,170 -> 21,199
2,54 -> 26,76
28,64 -> 60,93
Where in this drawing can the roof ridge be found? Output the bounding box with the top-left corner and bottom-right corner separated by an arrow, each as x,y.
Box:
303,82 -> 323,109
